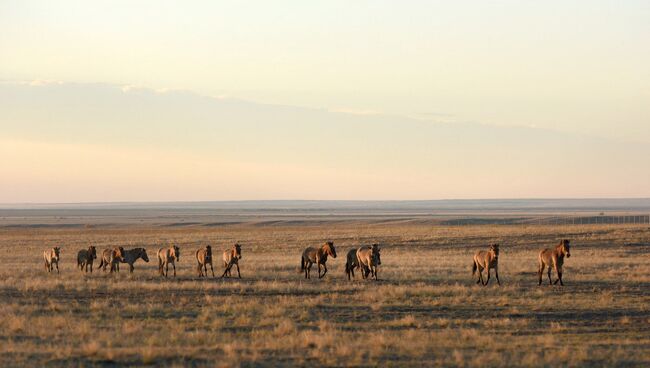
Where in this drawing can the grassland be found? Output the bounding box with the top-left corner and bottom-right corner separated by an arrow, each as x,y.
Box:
1,221 -> 649,367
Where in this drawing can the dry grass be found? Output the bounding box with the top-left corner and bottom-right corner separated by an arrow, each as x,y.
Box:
0,222 -> 649,366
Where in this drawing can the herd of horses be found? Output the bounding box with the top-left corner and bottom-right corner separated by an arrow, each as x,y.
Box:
42,239 -> 572,285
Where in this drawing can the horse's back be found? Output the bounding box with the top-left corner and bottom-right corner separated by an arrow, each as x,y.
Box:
302,247 -> 317,262
473,250 -> 487,265
157,248 -> 166,262
357,246 -> 373,267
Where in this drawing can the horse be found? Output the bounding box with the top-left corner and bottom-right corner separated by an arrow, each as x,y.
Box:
196,245 -> 214,278
98,247 -> 126,273
357,244 -> 381,280
77,246 -> 97,273
472,243 -> 500,286
44,247 -> 61,274
345,248 -> 361,280
221,243 -> 242,278
116,248 -> 149,273
157,245 -> 180,277
301,241 -> 337,279
538,239 -> 571,286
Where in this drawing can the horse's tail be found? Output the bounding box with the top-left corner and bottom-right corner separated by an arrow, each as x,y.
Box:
300,256 -> 305,272
472,260 -> 477,276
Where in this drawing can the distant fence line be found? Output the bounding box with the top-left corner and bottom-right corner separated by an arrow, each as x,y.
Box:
441,215 -> 650,226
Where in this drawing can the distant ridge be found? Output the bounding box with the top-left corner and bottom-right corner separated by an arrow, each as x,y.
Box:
2,198 -> 650,213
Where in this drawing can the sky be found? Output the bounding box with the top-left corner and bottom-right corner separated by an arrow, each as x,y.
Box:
0,1 -> 649,202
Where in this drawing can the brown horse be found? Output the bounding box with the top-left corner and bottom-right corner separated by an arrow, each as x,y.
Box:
221,243 -> 242,278
157,245 -> 180,277
301,241 -> 337,279
44,247 -> 61,274
98,247 -> 126,273
77,246 -> 97,273
472,244 -> 500,286
196,245 -> 214,278
357,244 -> 381,280
345,248 -> 361,280
538,239 -> 571,286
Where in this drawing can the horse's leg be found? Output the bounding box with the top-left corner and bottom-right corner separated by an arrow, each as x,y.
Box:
538,263 -> 544,285
547,267 -> 552,285
477,265 -> 483,285
554,265 -> 563,286
320,263 -> 327,279
306,262 -> 312,279
483,265 -> 490,286
172,261 -> 176,277
495,266 -> 501,285
221,263 -> 231,278
209,262 -> 214,277
165,262 -> 169,277
129,263 -> 134,273
236,262 -> 241,278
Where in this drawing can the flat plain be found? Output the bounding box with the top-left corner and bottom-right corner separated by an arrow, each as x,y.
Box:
1,216 -> 649,367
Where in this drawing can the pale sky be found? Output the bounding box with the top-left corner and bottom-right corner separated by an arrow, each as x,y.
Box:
1,1 -> 649,202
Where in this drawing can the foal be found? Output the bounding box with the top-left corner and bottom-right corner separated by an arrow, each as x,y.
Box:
221,243 -> 242,278
472,243 -> 500,286
301,241 -> 337,279
44,247 -> 61,274
196,245 -> 214,278
538,239 -> 571,286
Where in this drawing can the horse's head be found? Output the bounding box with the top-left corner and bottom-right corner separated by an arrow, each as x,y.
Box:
141,248 -> 150,262
116,247 -> 126,261
53,247 -> 61,260
234,243 -> 242,259
561,239 -> 571,258
371,244 -> 381,266
89,246 -> 97,259
490,244 -> 500,258
325,241 -> 337,258
173,245 -> 180,261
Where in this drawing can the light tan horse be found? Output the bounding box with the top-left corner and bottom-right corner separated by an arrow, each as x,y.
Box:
538,239 -> 571,286
221,243 -> 242,278
115,248 -> 149,273
345,248 -> 362,280
44,247 -> 61,274
472,244 -> 500,286
157,245 -> 180,277
98,247 -> 126,273
77,245 -> 97,273
301,241 -> 337,279
196,245 -> 214,278
357,244 -> 381,280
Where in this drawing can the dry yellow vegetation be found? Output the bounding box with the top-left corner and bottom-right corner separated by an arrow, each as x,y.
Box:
1,222 -> 649,366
